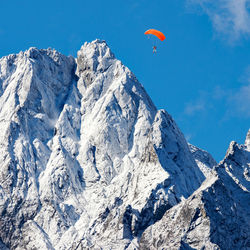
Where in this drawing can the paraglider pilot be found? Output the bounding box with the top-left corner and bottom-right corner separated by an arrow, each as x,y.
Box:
144,29 -> 165,53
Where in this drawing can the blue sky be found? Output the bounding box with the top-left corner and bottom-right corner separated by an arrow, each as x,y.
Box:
1,0 -> 250,161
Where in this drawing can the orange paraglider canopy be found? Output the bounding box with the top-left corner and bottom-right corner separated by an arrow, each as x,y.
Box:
144,29 -> 166,41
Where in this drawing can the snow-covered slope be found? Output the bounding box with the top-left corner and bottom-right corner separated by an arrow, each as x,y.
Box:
0,40 -> 206,249
140,132 -> 250,249
0,47 -> 75,250
189,143 -> 217,178
0,40 -> 248,250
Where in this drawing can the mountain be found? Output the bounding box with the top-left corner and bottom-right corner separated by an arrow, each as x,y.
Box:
140,131 -> 250,249
0,40 -> 248,250
189,144 -> 217,178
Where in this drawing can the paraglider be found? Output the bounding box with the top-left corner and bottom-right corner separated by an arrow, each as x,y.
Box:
144,29 -> 165,53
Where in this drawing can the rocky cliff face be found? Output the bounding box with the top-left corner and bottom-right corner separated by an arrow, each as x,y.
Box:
140,133 -> 250,250
189,144 -> 217,178
0,40 -> 248,250
0,47 -> 76,250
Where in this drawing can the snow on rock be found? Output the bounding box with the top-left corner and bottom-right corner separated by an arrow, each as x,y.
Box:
140,134 -> 250,250
0,47 -> 75,249
189,143 -> 217,178
0,40 -> 205,249
56,40 -> 205,249
0,39 -> 230,249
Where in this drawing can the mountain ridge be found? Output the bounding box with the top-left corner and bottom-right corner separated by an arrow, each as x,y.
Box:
0,40 -> 248,250
140,132 -> 250,249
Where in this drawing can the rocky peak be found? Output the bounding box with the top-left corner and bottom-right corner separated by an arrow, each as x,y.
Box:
225,140 -> 238,156
76,40 -> 115,87
140,133 -> 250,250
189,143 -> 217,178
0,40 -> 219,250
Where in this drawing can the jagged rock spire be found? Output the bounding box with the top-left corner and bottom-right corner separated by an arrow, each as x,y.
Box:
0,40 -> 228,250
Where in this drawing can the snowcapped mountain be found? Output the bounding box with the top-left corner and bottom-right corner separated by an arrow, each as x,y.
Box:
140,132 -> 250,249
0,40 -> 248,250
189,143 -> 217,178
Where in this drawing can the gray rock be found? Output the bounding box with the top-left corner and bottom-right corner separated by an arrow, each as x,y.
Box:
189,143 -> 217,178
140,135 -> 250,250
0,40 -> 246,250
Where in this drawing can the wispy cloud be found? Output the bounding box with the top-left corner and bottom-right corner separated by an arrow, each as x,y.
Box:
227,83 -> 250,117
184,91 -> 213,116
187,0 -> 250,41
184,67 -> 250,118
184,99 -> 206,115
239,65 -> 250,84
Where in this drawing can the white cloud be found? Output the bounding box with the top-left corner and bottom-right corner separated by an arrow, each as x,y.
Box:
227,65 -> 250,117
184,100 -> 205,115
187,85 -> 250,118
184,91 -> 213,116
184,65 -> 250,118
228,84 -> 250,117
187,0 -> 250,41
239,65 -> 250,84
